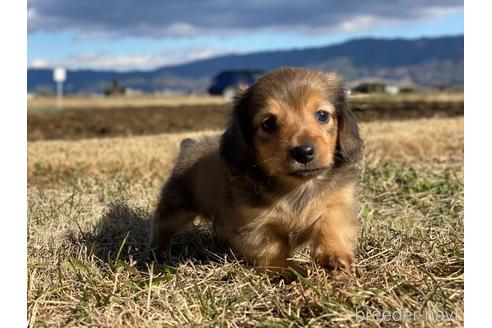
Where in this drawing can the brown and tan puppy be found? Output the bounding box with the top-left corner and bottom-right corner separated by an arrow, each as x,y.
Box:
151,67 -> 363,274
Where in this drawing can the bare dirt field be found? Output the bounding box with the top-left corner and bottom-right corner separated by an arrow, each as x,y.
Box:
27,94 -> 463,141
28,91 -> 464,327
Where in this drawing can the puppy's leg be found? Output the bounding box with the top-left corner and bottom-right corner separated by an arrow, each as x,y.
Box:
311,204 -> 358,272
151,183 -> 197,256
151,208 -> 196,256
239,228 -> 305,277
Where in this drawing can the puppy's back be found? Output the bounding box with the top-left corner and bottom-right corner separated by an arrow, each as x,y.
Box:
159,135 -> 227,215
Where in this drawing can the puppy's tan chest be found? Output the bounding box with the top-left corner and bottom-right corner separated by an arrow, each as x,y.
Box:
240,188 -> 327,235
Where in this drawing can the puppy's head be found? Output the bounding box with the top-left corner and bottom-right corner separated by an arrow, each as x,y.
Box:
220,67 -> 362,180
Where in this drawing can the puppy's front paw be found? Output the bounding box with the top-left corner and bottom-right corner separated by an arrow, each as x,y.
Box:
314,247 -> 355,273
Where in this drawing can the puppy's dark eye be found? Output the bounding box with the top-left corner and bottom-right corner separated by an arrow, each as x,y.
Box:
261,117 -> 277,133
316,110 -> 330,123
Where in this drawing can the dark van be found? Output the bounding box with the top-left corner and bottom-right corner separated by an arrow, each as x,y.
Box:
208,70 -> 264,99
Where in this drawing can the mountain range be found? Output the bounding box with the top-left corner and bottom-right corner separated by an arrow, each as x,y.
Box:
27,35 -> 464,94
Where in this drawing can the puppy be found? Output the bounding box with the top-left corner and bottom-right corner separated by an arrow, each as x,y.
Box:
151,67 -> 363,274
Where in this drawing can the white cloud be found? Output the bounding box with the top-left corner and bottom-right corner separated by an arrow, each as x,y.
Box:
29,58 -> 48,68
28,46 -> 237,71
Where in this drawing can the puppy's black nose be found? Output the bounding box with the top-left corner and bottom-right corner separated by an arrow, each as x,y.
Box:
290,144 -> 316,164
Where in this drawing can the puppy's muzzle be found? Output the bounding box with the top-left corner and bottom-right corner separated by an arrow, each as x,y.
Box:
290,144 -> 316,164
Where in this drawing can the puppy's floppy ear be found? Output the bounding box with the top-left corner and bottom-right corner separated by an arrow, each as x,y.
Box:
220,88 -> 255,168
335,95 -> 363,165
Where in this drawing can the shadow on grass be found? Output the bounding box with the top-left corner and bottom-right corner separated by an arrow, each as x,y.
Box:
68,200 -> 236,270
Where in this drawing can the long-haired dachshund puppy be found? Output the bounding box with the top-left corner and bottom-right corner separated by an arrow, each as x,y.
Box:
151,67 -> 363,274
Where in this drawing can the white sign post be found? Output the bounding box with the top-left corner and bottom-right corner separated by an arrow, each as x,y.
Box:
53,67 -> 66,109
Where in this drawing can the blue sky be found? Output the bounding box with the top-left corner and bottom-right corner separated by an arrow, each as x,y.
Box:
27,1 -> 464,71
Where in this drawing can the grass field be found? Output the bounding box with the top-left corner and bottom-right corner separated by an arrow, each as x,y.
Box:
27,94 -> 229,111
27,93 -> 464,112
27,97 -> 464,327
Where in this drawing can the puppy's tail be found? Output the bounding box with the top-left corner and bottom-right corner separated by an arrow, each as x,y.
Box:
167,137 -> 199,180
180,138 -> 197,151
175,138 -> 197,164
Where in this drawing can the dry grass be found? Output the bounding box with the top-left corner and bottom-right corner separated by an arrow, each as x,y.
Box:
28,117 -> 463,327
349,92 -> 464,103
28,94 -> 227,111
28,117 -> 463,187
27,92 -> 463,112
